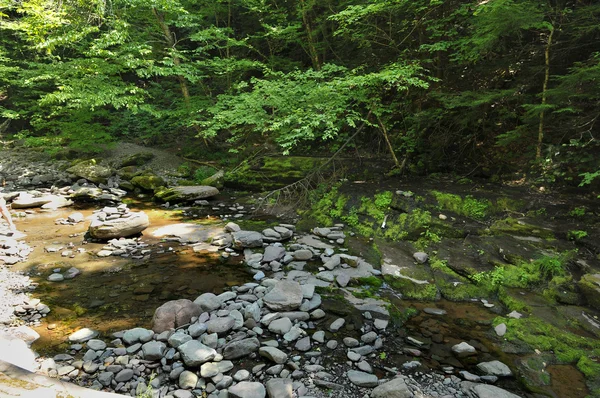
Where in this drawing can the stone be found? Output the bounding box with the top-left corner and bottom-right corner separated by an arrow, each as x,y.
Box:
336,274 -> 351,287
67,160 -> 113,184
266,378 -> 293,398
68,328 -> 98,343
88,211 -> 149,239
206,316 -> 235,335
263,246 -> 286,262
232,231 -> 264,249
460,381 -> 521,398
476,360 -> 513,377
142,341 -> 166,361
495,323 -> 507,337
152,299 -> 202,333
123,328 -> 154,345
329,318 -> 345,332
194,293 -> 221,312
201,362 -> 220,378
86,339 -> 106,351
48,273 -> 64,282
295,336 -> 311,352
347,370 -> 378,387
178,340 -> 217,366
423,308 -> 447,316
263,280 -> 303,311
371,376 -> 412,398
223,337 -> 260,359
268,317 -> 293,335
360,332 -> 378,344
234,369 -> 251,381
259,347 -> 288,364
168,332 -> 193,348
155,186 -> 220,203
293,249 -> 313,261
413,252 -> 428,263
228,382 -> 266,398
452,342 -> 477,357
115,368 -> 134,382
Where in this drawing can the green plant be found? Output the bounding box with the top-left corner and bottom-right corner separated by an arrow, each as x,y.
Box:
569,207 -> 586,217
379,352 -> 387,360
193,166 -> 217,183
567,230 -> 588,241
136,374 -> 155,398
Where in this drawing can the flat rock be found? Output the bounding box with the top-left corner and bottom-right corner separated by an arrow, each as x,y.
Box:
476,360 -> 513,377
263,280 -> 303,311
152,299 -> 201,333
259,346 -> 288,364
177,340 -> 217,366
266,378 -> 293,398
347,370 -> 378,387
155,186 -> 219,203
68,328 -> 98,343
371,376 -> 412,398
88,211 -> 149,239
229,382 -> 266,398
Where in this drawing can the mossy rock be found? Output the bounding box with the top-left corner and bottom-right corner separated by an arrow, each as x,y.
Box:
201,170 -> 225,190
66,159 -> 113,184
489,218 -> 554,239
131,174 -> 166,192
154,185 -> 219,203
383,265 -> 439,301
116,166 -> 141,181
120,152 -> 155,167
578,274 -> 600,310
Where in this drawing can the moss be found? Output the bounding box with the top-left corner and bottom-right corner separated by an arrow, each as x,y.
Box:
389,304 -> 419,326
384,276 -> 438,300
356,276 -> 383,289
431,190 -> 492,220
131,174 -> 166,192
497,316 -> 600,382
497,287 -> 530,312
488,217 -> 554,239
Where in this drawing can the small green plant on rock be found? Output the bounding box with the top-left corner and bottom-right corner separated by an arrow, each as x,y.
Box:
567,230 -> 588,241
569,207 -> 586,217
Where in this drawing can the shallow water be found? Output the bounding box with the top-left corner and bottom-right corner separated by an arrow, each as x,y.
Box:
11,205 -> 250,355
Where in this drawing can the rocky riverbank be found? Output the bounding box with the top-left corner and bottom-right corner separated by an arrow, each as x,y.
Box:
1,142 -> 599,398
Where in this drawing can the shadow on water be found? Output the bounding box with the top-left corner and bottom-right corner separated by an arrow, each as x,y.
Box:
11,202 -> 252,355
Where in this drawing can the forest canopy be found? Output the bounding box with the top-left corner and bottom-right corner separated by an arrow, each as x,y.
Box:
0,0 -> 599,183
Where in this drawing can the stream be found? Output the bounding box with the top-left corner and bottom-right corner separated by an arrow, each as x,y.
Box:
3,177 -> 600,398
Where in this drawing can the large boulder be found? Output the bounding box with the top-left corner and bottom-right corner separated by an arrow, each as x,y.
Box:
120,152 -> 155,167
67,160 -> 113,184
151,299 -> 202,333
88,212 -> 149,239
154,186 -> 219,203
201,170 -> 225,190
263,280 -> 303,311
232,231 -> 263,249
10,193 -> 55,209
131,174 -> 165,192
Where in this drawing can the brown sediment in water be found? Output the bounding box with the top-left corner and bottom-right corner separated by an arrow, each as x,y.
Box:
547,364 -> 589,398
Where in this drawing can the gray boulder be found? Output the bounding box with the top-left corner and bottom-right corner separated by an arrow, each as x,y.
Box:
460,381 -> 521,398
67,160 -> 113,184
266,378 -> 293,398
263,280 -> 303,311
229,382 -> 266,398
88,211 -> 149,239
177,340 -> 217,366
347,370 -> 378,387
233,231 -> 264,249
223,337 -> 260,359
151,299 -> 202,333
155,186 -> 219,203
476,360 -> 513,377
372,376 -> 412,398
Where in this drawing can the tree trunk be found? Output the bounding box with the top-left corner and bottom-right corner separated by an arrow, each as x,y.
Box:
152,7 -> 191,106
298,0 -> 321,70
536,27 -> 554,160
